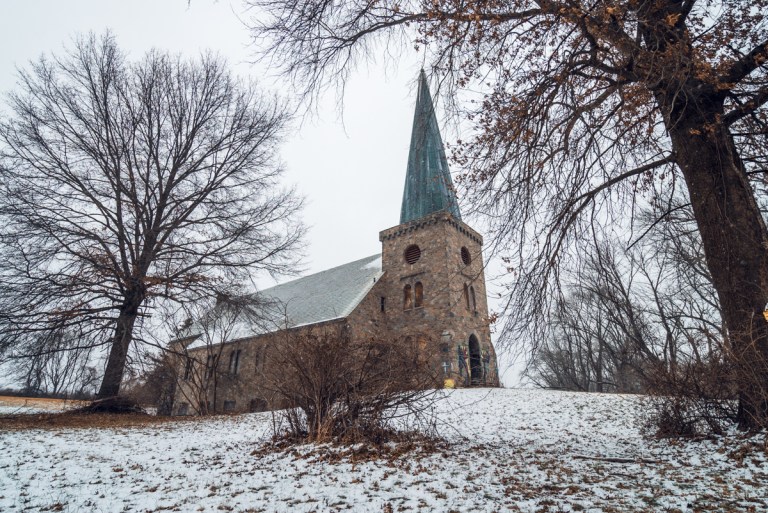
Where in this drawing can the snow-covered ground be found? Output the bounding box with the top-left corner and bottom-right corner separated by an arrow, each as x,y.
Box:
1,388 -> 765,512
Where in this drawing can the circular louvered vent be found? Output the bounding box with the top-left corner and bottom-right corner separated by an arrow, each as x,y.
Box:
461,246 -> 471,266
404,244 -> 421,264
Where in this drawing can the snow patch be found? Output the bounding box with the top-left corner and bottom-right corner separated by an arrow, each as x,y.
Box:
1,389 -> 765,512
362,256 -> 382,270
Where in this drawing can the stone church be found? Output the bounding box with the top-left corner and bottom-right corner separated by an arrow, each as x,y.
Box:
172,71 -> 499,415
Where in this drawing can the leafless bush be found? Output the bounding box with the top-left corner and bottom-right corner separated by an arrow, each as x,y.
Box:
646,360 -> 736,437
121,352 -> 178,415
263,323 -> 443,444
646,337 -> 768,436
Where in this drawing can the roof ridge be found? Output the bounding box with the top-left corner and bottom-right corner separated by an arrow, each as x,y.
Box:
257,253 -> 381,295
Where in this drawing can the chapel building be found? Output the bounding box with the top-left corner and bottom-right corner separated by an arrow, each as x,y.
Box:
172,71 -> 499,415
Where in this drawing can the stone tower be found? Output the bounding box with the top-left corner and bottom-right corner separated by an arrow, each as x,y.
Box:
378,71 -> 498,387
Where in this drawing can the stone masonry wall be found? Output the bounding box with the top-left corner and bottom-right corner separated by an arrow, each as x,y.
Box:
171,211 -> 499,415
172,320 -> 346,416
378,211 -> 499,387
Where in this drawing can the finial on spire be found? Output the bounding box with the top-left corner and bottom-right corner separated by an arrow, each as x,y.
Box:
399,71 -> 462,224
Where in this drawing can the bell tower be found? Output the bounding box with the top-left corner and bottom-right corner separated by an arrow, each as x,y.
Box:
378,71 -> 499,387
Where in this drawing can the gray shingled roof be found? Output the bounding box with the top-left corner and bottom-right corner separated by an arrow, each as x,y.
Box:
186,254 -> 382,348
255,253 -> 382,329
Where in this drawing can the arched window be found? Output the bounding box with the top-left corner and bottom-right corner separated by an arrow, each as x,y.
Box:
463,284 -> 470,310
254,346 -> 265,374
229,349 -> 242,375
183,358 -> 193,381
414,281 -> 424,307
205,354 -> 218,380
468,334 -> 482,385
404,284 -> 413,310
470,286 -> 477,312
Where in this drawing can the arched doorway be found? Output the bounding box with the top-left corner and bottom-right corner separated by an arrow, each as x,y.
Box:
468,335 -> 482,385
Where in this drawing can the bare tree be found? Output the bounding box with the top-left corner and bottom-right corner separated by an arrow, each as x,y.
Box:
529,241 -> 657,393
0,33 -> 304,400
528,206 -> 747,435
164,294 -> 272,415
249,0 -> 768,428
13,328 -> 99,398
263,324 -> 441,443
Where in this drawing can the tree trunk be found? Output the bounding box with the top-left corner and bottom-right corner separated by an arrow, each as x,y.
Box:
595,335 -> 604,394
665,98 -> 768,429
96,292 -> 142,399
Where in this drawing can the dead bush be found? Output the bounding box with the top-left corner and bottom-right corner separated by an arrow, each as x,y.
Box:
262,323 -> 443,444
645,342 -> 768,436
121,353 -> 178,415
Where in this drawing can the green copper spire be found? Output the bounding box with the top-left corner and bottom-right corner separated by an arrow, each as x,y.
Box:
400,70 -> 462,224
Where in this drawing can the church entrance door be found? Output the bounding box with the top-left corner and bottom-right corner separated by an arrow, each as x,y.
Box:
468,335 -> 482,386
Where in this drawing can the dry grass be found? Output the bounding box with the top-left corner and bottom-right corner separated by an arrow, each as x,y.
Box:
0,395 -> 205,431
0,410 -> 203,431
0,395 -> 87,410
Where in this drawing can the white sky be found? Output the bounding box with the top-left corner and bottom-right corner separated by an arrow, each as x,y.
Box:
0,0 -> 520,384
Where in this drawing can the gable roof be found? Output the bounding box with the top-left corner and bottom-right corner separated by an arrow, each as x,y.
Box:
400,70 -> 462,223
185,254 -> 382,348
256,253 -> 382,329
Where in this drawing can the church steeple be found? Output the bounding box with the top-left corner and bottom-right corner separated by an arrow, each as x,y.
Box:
400,70 -> 462,224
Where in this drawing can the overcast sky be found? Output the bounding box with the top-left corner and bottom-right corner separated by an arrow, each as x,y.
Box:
0,0 -> 519,384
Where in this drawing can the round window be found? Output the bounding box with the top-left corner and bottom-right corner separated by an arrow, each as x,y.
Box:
404,244 -> 421,264
461,246 -> 471,266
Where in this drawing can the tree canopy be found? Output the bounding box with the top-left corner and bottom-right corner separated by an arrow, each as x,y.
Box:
0,34 -> 304,398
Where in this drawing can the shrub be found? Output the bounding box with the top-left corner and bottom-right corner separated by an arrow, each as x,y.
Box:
645,341 -> 768,436
262,323 -> 442,444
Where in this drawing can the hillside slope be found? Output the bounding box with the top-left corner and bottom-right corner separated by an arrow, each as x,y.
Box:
1,389 -> 765,512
